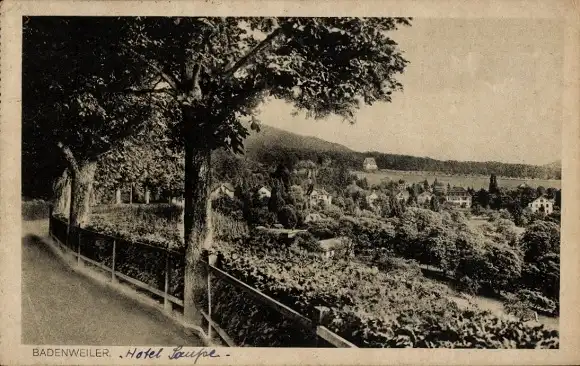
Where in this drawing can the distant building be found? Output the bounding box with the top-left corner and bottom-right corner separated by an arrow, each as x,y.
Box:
528,195 -> 554,215
318,237 -> 351,259
257,186 -> 271,199
395,190 -> 410,203
309,188 -> 332,207
417,191 -> 434,205
366,191 -> 379,207
363,157 -> 378,171
210,182 -> 235,199
446,187 -> 472,208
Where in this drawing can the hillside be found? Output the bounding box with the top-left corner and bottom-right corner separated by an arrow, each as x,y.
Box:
242,125 -> 561,180
543,160 -> 562,170
243,125 -> 352,159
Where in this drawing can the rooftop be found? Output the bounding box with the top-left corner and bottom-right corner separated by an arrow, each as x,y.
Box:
319,237 -> 349,251
447,186 -> 468,194
211,182 -> 234,191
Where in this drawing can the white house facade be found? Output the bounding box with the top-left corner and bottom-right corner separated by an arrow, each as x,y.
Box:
309,189 -> 332,207
528,196 -> 555,215
366,192 -> 379,207
257,186 -> 271,199
445,187 -> 472,208
363,157 -> 378,171
210,182 -> 235,200
395,190 -> 410,203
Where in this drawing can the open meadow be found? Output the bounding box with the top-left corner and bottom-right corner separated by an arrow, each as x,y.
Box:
355,169 -> 561,190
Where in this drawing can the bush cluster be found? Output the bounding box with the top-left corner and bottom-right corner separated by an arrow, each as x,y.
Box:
321,208 -> 559,316
207,240 -> 558,348
22,199 -> 51,220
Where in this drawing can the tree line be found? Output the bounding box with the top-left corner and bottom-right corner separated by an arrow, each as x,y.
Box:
253,146 -> 561,180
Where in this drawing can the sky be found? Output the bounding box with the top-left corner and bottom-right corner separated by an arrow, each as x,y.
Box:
257,18 -> 564,166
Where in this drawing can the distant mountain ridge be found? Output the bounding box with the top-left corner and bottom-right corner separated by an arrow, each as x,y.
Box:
243,125 -> 561,179
543,160 -> 562,170
243,124 -> 353,157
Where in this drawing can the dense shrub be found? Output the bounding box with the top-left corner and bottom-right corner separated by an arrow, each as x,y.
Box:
87,211 -> 182,249
478,219 -> 520,247
371,254 -> 423,280
200,280 -> 318,347
481,242 -> 523,292
213,195 -> 244,220
245,206 -> 278,227
208,241 -> 558,348
91,203 -> 182,221
325,307 -> 558,348
321,204 -> 343,220
293,231 -> 323,253
521,253 -> 560,305
277,205 -> 298,229
339,215 -> 396,252
87,204 -> 250,250
213,211 -> 250,242
22,199 -> 51,220
544,211 -> 561,225
306,218 -> 340,240
504,289 -> 558,319
520,221 -> 560,262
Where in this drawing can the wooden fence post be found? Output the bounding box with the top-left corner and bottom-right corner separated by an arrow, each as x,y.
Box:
163,252 -> 172,314
207,269 -> 212,340
207,253 -> 217,340
111,239 -> 117,283
65,221 -> 70,249
77,230 -> 82,267
48,204 -> 53,236
312,306 -> 329,347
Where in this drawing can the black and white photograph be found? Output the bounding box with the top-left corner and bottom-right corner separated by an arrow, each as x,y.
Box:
3,1 -> 580,364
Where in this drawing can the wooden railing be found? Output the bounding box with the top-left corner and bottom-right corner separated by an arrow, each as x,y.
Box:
48,207 -> 357,348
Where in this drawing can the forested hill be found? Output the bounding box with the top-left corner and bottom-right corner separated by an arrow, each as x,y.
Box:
243,125 -> 353,156
244,126 -> 561,180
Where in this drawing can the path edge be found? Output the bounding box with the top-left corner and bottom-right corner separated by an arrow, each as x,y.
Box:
35,232 -> 216,348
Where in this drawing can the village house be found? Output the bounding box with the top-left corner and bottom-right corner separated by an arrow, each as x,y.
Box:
209,182 -> 235,200
309,188 -> 332,207
417,191 -> 434,205
363,157 -> 378,171
257,186 -> 271,199
518,182 -> 530,189
366,191 -> 379,207
446,187 -> 472,208
528,195 -> 555,215
395,190 -> 410,203
318,236 -> 351,259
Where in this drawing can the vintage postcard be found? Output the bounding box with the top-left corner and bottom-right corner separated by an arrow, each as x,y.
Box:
1,0 -> 580,365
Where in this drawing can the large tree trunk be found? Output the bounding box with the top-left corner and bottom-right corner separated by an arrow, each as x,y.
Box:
69,161 -> 98,228
115,188 -> 122,204
182,146 -> 213,324
53,170 -> 71,216
144,188 -> 150,204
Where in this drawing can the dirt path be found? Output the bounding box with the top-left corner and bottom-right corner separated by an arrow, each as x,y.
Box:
21,220 -> 203,346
